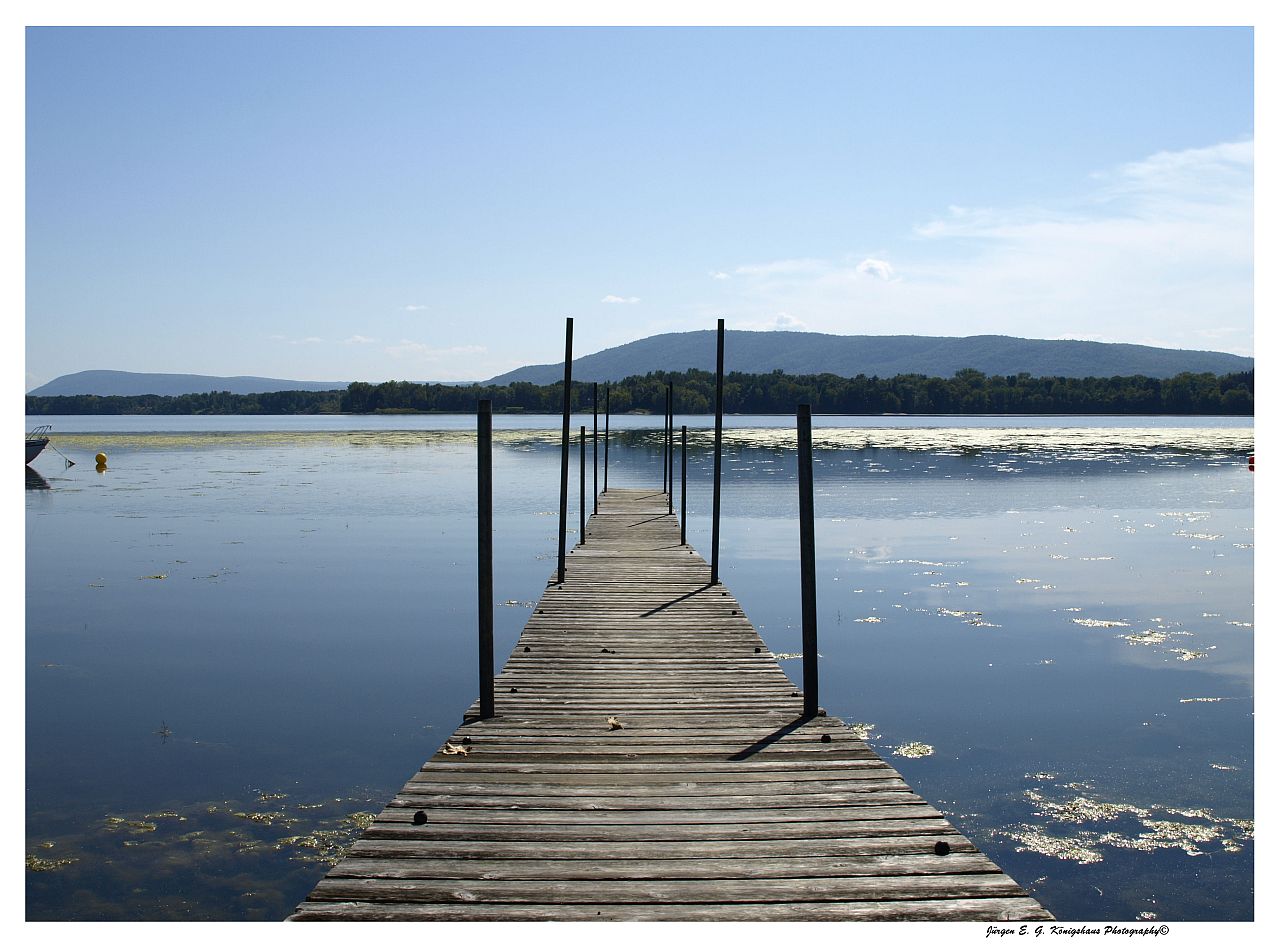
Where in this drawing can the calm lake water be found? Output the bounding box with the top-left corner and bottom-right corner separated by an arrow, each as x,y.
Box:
25,415 -> 1254,921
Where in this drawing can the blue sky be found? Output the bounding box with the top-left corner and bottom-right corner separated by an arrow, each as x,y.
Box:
24,25 -> 1254,387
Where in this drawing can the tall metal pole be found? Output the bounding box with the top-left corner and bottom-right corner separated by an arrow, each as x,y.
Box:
557,318 -> 573,584
711,319 -> 725,584
477,399 -> 494,719
797,403 -> 819,718
680,424 -> 687,546
667,381 -> 674,515
603,385 -> 610,494
579,425 -> 586,543
593,383 -> 599,514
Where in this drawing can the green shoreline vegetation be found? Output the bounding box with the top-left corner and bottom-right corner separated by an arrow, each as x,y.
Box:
25,367 -> 1253,416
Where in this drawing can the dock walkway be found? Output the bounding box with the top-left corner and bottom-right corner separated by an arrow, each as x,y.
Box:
290,488 -> 1050,921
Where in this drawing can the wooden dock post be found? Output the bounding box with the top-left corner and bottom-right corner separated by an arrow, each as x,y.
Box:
593,383 -> 599,515
557,318 -> 573,584
579,425 -> 586,543
667,381 -> 674,516
680,424 -> 687,545
476,399 -> 494,720
711,319 -> 725,584
797,403 -> 819,718
603,384 -> 610,494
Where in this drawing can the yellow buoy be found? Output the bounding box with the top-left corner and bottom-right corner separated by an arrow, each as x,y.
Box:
95,452 -> 107,465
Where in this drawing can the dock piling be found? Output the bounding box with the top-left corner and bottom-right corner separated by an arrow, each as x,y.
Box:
680,424 -> 687,545
579,425 -> 586,543
476,399 -> 494,720
557,318 -> 573,583
593,383 -> 599,515
797,403 -> 819,718
667,382 -> 674,515
711,319 -> 725,584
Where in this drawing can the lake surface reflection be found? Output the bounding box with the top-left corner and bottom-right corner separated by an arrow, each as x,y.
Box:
25,417 -> 1253,920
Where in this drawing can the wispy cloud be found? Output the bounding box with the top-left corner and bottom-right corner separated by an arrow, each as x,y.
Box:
719,139 -> 1252,355
385,340 -> 487,361
738,312 -> 808,332
709,271 -> 731,280
601,295 -> 640,304
403,304 -> 429,312
343,335 -> 376,344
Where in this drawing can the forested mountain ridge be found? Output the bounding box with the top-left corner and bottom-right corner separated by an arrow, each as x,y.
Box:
27,367 -> 1253,417
485,331 -> 1252,385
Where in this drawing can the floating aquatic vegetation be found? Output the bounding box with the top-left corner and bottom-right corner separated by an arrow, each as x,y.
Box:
233,811 -> 299,827
1078,556 -> 1114,561
1169,648 -> 1210,662
966,618 -> 1001,627
1119,629 -> 1175,646
256,791 -> 288,803
1026,772 -> 1059,781
1179,697 -> 1226,703
852,616 -> 882,623
1174,531 -> 1224,541
1225,620 -> 1252,628
893,742 -> 934,758
1211,763 -> 1240,771
1006,782 -> 1253,864
27,853 -> 78,872
501,600 -> 536,607
103,817 -> 157,834
939,608 -> 982,619
139,574 -> 168,580
1072,618 -> 1129,628
997,826 -> 1105,864
845,722 -> 876,739
1026,789 -> 1148,823
1015,578 -> 1042,584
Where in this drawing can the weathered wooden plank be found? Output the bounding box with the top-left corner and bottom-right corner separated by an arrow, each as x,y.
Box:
329,852 -> 1001,881
305,872 -> 1029,904
291,896 -> 1053,921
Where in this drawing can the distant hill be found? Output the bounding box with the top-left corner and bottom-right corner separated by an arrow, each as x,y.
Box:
485,332 -> 1253,385
27,370 -> 351,397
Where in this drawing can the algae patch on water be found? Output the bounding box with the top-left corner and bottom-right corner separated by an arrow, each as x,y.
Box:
893,742 -> 934,758
996,779 -> 1253,865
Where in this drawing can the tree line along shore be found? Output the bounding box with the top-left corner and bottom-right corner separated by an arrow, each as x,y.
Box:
25,367 -> 1253,416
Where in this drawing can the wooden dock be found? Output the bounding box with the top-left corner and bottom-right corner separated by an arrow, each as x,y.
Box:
290,488 -> 1051,921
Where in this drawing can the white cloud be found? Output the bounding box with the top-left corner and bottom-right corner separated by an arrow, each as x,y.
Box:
718,140 -> 1252,355
601,295 -> 640,304
343,335 -> 376,344
386,340 -> 487,361
403,304 -> 429,312
739,312 -> 809,332
709,271 -> 731,280
855,258 -> 896,281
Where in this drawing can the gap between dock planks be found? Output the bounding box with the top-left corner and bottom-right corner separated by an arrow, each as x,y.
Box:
290,487 -> 1051,921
